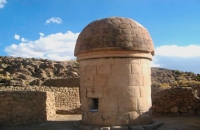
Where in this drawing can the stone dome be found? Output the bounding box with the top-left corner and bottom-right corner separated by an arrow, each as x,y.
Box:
74,17 -> 154,56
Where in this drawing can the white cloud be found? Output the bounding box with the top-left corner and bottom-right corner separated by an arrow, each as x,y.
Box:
39,32 -> 44,37
155,45 -> 200,57
151,56 -> 161,67
0,0 -> 7,9
14,34 -> 20,40
151,44 -> 200,73
5,31 -> 79,61
45,17 -> 63,25
21,38 -> 29,42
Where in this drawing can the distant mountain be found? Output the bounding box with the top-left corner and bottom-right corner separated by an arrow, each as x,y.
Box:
0,56 -> 200,87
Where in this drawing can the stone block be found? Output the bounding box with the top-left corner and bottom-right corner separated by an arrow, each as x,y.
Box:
87,59 -> 99,66
94,75 -> 109,87
79,60 -> 88,67
79,66 -> 86,75
138,97 -> 152,111
118,86 -> 140,98
86,65 -> 96,75
87,86 -> 102,98
102,86 -> 118,98
92,112 -> 103,126
142,64 -> 150,75
143,76 -> 151,86
111,63 -> 131,75
80,86 -> 87,99
119,98 -> 137,112
140,59 -> 150,65
131,64 -> 142,74
82,112 -> 92,125
97,64 -> 111,74
80,77 -> 84,86
99,98 -> 118,112
129,58 -> 141,64
116,112 -> 129,125
128,74 -> 143,86
111,126 -> 129,130
139,86 -> 151,97
108,75 -> 127,87
97,58 -> 107,64
80,98 -> 89,111
179,107 -> 187,113
84,75 -> 93,87
0,91 -> 55,125
170,107 -> 178,113
102,112 -> 117,126
100,127 -> 110,130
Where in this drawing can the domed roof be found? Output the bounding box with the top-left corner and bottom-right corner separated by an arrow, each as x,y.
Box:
74,17 -> 154,56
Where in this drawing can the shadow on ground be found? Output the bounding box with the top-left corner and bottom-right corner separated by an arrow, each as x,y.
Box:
0,115 -> 200,130
0,120 -> 79,130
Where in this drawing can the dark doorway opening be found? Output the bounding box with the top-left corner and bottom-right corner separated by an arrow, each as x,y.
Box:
92,98 -> 98,109
89,98 -> 99,112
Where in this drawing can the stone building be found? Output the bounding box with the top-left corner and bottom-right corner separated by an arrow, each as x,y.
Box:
74,17 -> 154,126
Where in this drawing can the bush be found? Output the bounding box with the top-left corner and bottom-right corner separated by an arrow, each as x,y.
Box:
174,70 -> 182,75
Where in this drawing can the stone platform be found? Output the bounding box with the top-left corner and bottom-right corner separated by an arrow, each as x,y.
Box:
73,121 -> 163,130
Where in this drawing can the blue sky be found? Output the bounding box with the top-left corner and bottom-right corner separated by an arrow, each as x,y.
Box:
0,0 -> 200,73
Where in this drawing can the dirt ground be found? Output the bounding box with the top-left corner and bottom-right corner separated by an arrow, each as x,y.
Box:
0,115 -> 200,130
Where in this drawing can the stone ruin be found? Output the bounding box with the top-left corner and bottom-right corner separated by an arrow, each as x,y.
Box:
74,17 -> 155,126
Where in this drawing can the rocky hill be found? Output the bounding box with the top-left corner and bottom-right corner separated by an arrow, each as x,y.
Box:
0,56 -> 200,87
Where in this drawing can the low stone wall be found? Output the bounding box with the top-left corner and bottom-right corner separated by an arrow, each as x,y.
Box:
1,78 -> 200,118
55,87 -> 81,114
0,85 -> 81,114
42,78 -> 80,87
152,87 -> 200,115
0,91 -> 55,125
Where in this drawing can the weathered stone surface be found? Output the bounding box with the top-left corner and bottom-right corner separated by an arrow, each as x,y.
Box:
152,87 -> 200,115
111,126 -> 129,130
76,17 -> 154,126
74,17 -> 154,56
170,107 -> 178,113
42,78 -> 80,87
0,91 -> 55,125
99,127 -> 110,130
179,107 -> 187,113
79,58 -> 153,126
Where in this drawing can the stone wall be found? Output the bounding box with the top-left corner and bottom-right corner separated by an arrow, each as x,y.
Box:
54,87 -> 81,114
0,91 -> 55,125
79,58 -> 152,126
152,87 -> 200,115
42,78 -> 80,87
0,85 -> 81,114
1,78 -> 200,119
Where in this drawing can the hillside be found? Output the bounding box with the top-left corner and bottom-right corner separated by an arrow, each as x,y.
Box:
0,56 -> 200,87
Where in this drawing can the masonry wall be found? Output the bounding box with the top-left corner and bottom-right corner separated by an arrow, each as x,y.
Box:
0,85 -> 81,114
1,78 -> 200,118
0,91 -> 55,125
79,58 -> 152,126
152,87 -> 200,115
